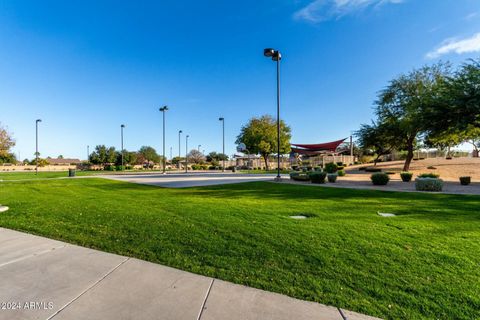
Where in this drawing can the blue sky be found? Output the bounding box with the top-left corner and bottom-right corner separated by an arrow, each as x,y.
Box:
1,0 -> 479,160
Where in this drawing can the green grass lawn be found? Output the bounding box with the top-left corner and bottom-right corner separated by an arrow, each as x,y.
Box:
0,178 -> 479,319
0,171 -> 99,180
0,170 -> 158,180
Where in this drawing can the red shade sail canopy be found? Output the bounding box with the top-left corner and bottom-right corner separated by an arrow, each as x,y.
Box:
291,138 -> 347,154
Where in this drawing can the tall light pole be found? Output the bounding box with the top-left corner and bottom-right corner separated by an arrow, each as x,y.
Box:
264,48 -> 282,181
87,145 -> 90,163
35,119 -> 42,175
178,130 -> 182,169
170,147 -> 172,161
120,124 -> 125,170
185,135 -> 189,173
219,117 -> 225,172
160,106 -> 168,174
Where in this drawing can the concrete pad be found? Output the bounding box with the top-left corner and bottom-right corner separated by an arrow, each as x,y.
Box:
200,279 -> 343,320
102,173 -> 288,188
53,258 -> 213,320
0,244 -> 126,320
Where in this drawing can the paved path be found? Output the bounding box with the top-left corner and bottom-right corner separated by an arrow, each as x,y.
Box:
0,228 -> 380,320
102,173 -> 289,188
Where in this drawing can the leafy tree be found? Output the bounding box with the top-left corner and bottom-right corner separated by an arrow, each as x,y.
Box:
57,155 -> 64,159
138,146 -> 161,164
355,122 -> 401,165
206,152 -> 228,162
171,156 -> 184,165
29,158 -> 49,167
425,59 -> 480,144
0,123 -> 15,163
90,145 -> 108,165
187,149 -> 206,164
465,126 -> 480,156
236,115 -> 291,169
106,147 -> 117,164
375,63 -> 449,171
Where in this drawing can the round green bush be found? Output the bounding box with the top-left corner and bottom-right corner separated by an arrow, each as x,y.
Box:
400,172 -> 413,182
370,173 -> 390,185
324,163 -> 338,173
415,178 -> 443,191
309,171 -> 327,184
327,173 -> 337,183
337,170 -> 346,177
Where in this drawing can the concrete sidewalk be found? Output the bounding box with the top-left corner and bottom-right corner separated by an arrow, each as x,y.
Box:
101,173 -> 290,188
0,228 -> 381,320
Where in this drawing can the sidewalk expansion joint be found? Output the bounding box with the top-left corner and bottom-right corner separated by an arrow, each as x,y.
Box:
338,307 -> 348,320
47,257 -> 130,319
0,244 -> 67,269
197,278 -> 214,320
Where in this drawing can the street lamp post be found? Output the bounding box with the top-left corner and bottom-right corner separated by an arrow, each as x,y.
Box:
178,130 -> 182,169
87,145 -> 90,163
35,119 -> 42,175
159,106 -> 168,174
185,135 -> 189,173
120,124 -> 125,170
219,117 -> 225,172
263,48 -> 282,181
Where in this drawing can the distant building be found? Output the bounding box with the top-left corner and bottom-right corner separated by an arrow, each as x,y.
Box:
47,158 -> 82,165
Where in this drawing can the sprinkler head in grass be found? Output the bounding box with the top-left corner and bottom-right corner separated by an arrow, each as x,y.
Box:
378,212 -> 396,217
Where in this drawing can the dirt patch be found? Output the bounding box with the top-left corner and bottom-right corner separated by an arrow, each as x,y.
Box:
347,157 -> 480,182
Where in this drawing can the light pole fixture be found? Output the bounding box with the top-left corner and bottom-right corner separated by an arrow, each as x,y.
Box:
185,135 -> 189,173
159,105 -> 168,174
219,117 -> 225,172
120,124 -> 125,170
35,119 -> 42,175
263,48 -> 282,181
178,130 -> 182,169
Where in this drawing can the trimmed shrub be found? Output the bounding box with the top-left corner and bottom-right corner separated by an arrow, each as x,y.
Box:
418,173 -> 440,178
105,165 -> 116,171
415,178 -> 443,192
460,176 -> 471,185
327,173 -> 337,183
336,162 -> 343,166
290,172 -> 310,182
309,171 -> 327,184
314,166 -> 323,171
324,163 -> 338,173
370,173 -> 390,185
400,172 -> 413,182
365,167 -> 382,172
337,165 -> 345,170
358,166 -> 368,171
337,169 -> 346,176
